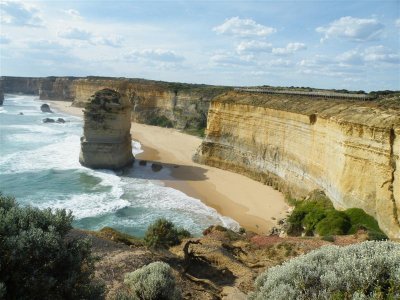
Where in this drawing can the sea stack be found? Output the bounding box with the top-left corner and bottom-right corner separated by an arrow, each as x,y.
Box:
79,88 -> 134,169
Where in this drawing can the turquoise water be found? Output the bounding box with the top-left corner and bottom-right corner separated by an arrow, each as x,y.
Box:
0,94 -> 238,236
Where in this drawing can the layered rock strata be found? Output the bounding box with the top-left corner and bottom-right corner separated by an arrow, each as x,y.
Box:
79,89 -> 134,169
194,91 -> 400,239
0,76 -> 229,131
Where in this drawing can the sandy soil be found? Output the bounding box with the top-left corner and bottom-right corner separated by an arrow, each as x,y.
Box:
45,100 -> 289,233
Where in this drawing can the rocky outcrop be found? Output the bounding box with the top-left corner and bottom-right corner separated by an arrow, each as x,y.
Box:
79,89 -> 134,169
40,104 -> 52,113
194,91 -> 400,239
0,81 -> 4,106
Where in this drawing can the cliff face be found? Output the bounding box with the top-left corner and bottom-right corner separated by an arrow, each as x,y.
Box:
194,91 -> 400,238
1,76 -> 229,131
1,76 -> 43,95
79,89 -> 134,169
71,78 -> 226,130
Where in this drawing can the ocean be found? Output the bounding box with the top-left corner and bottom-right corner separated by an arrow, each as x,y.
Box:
0,94 -> 238,237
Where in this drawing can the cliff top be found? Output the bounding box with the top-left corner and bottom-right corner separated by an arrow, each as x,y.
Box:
214,91 -> 400,128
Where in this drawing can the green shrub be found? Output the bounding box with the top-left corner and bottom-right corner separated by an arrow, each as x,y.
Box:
287,193 -> 386,238
345,208 -> 384,234
250,241 -> 400,300
0,193 -> 104,299
144,218 -> 191,249
124,262 -> 181,300
315,210 -> 351,236
149,116 -> 174,128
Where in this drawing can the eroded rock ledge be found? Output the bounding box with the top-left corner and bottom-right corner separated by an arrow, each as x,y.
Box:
194,91 -> 400,239
79,89 -> 134,169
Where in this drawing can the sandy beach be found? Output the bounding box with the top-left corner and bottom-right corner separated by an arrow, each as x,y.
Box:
45,100 -> 289,233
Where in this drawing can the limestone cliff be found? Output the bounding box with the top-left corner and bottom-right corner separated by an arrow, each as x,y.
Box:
79,89 -> 134,169
0,76 -> 229,131
71,78 -> 227,130
194,91 -> 400,238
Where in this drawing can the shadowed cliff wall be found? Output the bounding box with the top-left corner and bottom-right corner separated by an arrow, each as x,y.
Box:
1,76 -> 229,131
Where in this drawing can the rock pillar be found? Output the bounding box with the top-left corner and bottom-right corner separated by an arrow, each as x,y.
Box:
79,88 -> 134,169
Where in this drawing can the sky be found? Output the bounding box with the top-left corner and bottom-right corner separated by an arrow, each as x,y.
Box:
0,0 -> 399,91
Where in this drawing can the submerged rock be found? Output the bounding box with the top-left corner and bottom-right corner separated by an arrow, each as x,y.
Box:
43,118 -> 55,123
56,118 -> 66,123
151,163 -> 163,172
40,103 -> 53,113
79,88 -> 134,169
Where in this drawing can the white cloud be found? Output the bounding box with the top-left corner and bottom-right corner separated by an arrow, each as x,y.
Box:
0,34 -> 11,44
91,36 -> 123,48
210,53 -> 254,66
124,49 -> 184,63
267,58 -> 292,67
272,42 -> 306,55
336,46 -> 399,65
236,40 -> 272,53
0,0 -> 44,27
213,17 -> 276,37
316,16 -> 384,42
363,45 -> 399,64
58,28 -> 93,40
63,9 -> 82,20
336,49 -> 364,65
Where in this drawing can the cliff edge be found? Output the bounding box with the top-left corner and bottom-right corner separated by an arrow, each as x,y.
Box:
194,91 -> 400,239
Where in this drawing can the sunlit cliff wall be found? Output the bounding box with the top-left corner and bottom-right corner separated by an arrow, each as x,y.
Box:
194,91 -> 400,238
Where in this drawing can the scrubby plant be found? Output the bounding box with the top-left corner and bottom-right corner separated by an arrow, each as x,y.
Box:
315,210 -> 351,236
0,193 -> 104,299
345,208 -> 387,240
144,218 -> 191,249
250,241 -> 400,300
123,261 -> 181,300
286,192 -> 387,238
148,115 -> 174,128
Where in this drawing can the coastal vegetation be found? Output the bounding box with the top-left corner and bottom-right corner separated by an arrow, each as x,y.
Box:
0,193 -> 104,299
286,191 -> 387,240
250,241 -> 400,300
144,218 -> 191,249
118,262 -> 181,300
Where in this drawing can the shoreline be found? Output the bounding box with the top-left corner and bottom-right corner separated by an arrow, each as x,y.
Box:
44,99 -> 289,233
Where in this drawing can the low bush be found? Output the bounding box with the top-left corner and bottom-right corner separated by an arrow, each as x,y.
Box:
286,192 -> 387,238
250,241 -> 400,300
0,193 -> 104,299
315,210 -> 351,236
123,262 -> 180,300
148,116 -> 174,128
144,218 -> 191,249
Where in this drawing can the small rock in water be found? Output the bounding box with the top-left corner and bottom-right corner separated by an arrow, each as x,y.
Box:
43,118 -> 55,123
19,112 -> 24,115
151,163 -> 163,172
56,118 -> 66,123
40,104 -> 53,113
139,160 -> 147,166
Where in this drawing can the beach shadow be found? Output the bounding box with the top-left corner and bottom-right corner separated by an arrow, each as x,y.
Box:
120,159 -> 208,182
